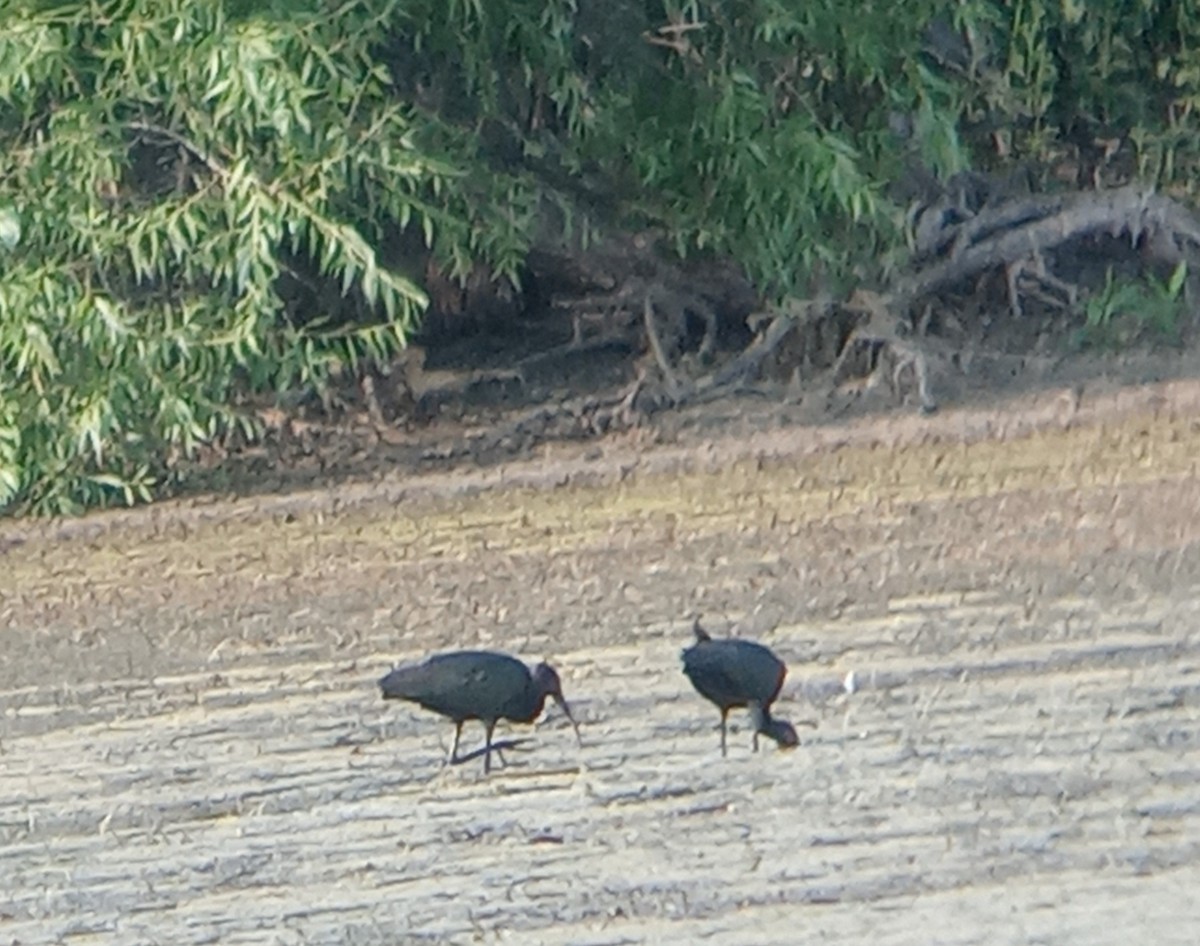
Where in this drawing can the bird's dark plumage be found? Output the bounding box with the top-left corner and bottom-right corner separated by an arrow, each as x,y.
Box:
379,650 -> 581,773
682,619 -> 799,756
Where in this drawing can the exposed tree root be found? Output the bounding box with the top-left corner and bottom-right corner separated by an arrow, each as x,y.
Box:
895,184 -> 1200,310
375,183 -> 1200,442
708,297 -> 838,391
643,295 -> 683,400
831,291 -> 938,414
682,184 -> 1200,415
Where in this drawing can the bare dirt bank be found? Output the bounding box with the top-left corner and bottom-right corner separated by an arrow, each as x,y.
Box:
3,378 -> 1200,944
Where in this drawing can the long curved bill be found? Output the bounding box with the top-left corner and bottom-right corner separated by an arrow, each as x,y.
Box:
554,695 -> 584,747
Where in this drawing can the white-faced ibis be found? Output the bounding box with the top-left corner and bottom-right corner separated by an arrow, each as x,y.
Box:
681,618 -> 799,756
379,650 -> 582,773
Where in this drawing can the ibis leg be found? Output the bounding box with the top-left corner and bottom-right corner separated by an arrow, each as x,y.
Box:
483,720 -> 497,774
749,702 -> 766,752
720,709 -> 729,758
447,720 -> 464,765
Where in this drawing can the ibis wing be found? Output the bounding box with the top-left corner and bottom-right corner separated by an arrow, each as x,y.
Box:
683,645 -> 752,709
683,639 -> 785,708
380,651 -> 528,720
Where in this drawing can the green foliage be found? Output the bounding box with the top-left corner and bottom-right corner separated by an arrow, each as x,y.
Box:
4,0 -> 1200,515
0,0 -> 518,514
585,1 -> 908,291
1077,262 -> 1188,351
919,0 -> 1200,184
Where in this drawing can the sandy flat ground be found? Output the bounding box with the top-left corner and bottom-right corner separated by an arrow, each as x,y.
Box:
4,380 -> 1200,944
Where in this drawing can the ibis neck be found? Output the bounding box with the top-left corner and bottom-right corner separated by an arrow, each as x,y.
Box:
513,685 -> 550,724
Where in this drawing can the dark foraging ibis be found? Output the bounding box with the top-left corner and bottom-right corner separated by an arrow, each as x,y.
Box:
681,619 -> 799,756
378,650 -> 582,773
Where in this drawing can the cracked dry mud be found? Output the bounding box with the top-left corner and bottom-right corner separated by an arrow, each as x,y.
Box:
3,380 -> 1200,944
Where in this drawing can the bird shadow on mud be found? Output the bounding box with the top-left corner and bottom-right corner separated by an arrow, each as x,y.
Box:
449,738 -> 531,767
